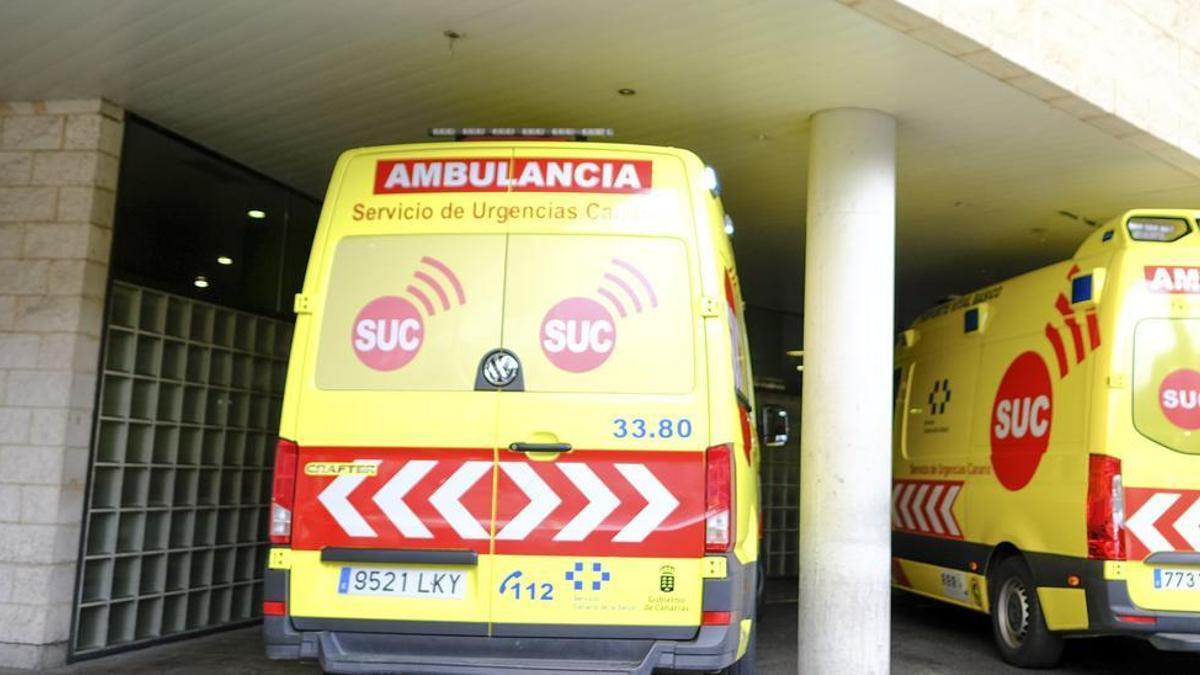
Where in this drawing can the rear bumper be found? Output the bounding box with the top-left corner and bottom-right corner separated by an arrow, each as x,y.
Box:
263,560 -> 755,673
265,617 -> 741,674
1027,553 -> 1200,649
1082,575 -> 1200,651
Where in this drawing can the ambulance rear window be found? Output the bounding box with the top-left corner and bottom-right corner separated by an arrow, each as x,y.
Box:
502,234 -> 696,395
315,234 -> 507,391
314,233 -> 696,395
1132,318 -> 1200,454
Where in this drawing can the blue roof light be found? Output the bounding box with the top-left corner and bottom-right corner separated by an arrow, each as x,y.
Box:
1072,274 -> 1093,304
964,307 -> 980,333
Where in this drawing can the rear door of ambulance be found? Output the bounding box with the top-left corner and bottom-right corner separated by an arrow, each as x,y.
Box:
285,146 -> 512,634
489,147 -> 710,638
1115,216 -> 1200,615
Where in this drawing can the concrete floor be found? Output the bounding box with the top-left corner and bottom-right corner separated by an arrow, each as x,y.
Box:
7,586 -> 1198,674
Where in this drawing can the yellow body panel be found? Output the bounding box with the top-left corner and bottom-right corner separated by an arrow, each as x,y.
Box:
489,555 -> 702,626
288,550 -> 491,624
276,141 -> 759,634
895,209 -> 1200,632
1037,588 -> 1089,631
895,558 -> 987,612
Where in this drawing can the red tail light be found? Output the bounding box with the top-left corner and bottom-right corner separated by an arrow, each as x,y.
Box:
706,444 -> 733,553
1087,453 -> 1126,560
701,610 -> 731,625
270,438 -> 299,545
262,601 -> 286,617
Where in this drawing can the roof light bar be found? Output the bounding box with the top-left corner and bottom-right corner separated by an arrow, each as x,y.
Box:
429,127 -> 615,140
1127,216 -> 1190,242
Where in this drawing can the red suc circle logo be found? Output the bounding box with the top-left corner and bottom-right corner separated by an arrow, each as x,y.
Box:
351,296 -> 424,371
1160,368 -> 1200,430
990,351 -> 1053,491
540,297 -> 616,372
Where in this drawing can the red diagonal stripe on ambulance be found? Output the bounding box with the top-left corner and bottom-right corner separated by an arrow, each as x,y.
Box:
493,450 -> 704,557
293,447 -> 495,552
291,447 -> 703,557
892,479 -> 963,540
1125,487 -> 1200,560
1156,493 -> 1196,552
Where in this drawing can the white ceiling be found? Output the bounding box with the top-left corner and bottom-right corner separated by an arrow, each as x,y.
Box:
2,0 -> 1198,323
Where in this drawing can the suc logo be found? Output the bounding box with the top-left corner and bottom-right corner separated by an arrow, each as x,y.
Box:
990,351 -> 1053,491
540,297 -> 616,372
539,259 -> 657,373
351,256 -> 465,371
352,296 -> 424,371
1160,368 -> 1200,430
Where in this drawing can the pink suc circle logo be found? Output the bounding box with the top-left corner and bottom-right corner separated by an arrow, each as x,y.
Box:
1160,368 -> 1200,430
351,296 -> 424,371
540,297 -> 616,372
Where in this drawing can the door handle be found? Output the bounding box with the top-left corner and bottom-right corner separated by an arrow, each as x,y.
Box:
508,442 -> 572,453
320,548 -> 478,566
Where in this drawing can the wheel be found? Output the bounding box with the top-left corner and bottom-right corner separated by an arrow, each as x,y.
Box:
720,620 -> 756,675
988,556 -> 1064,668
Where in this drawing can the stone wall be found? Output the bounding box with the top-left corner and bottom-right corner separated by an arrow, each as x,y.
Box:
0,99 -> 122,668
843,0 -> 1200,175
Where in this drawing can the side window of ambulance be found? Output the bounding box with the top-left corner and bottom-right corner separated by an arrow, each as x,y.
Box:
314,234 -> 506,391
893,367 -> 903,414
502,235 -> 696,394
726,270 -> 751,404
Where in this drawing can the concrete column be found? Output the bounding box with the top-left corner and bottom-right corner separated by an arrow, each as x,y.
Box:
0,99 -> 123,668
798,108 -> 895,674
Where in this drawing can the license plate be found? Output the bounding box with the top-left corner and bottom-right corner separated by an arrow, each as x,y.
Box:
337,566 -> 466,599
1153,568 -> 1200,591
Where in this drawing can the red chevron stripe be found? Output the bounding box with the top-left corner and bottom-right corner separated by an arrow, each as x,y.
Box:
1125,487 -> 1200,559
891,479 -> 964,540
1157,493 -> 1197,552
1053,294 -> 1086,364
1044,323 -> 1069,378
1085,310 -> 1101,350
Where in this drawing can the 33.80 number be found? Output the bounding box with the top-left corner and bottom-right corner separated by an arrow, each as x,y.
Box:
612,418 -> 692,439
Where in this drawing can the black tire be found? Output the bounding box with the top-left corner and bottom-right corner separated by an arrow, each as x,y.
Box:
720,621 -> 756,675
988,555 -> 1064,668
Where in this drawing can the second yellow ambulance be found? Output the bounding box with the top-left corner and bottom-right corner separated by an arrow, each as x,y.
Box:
261,133 -> 764,673
893,209 -> 1200,666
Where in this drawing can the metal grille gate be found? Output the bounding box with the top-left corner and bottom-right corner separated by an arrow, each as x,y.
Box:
757,391 -> 801,578
72,281 -> 290,656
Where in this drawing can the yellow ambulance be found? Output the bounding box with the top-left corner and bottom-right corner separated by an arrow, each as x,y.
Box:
262,131 -> 768,673
893,209 -> 1200,666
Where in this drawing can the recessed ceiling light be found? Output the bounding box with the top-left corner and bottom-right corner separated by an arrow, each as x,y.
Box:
247,209 -> 266,219
193,275 -> 210,288
216,256 -> 233,266
617,88 -> 636,96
